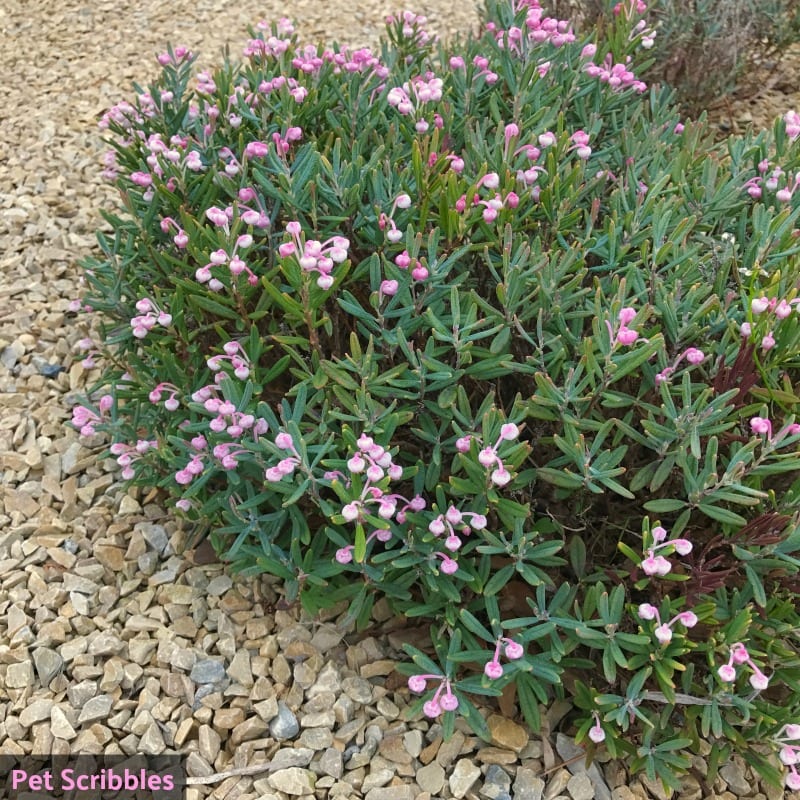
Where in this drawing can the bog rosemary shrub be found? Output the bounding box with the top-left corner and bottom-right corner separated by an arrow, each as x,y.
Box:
72,0 -> 800,789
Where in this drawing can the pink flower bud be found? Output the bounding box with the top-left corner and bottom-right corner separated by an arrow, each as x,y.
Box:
588,723 -> 605,743
654,625 -> 672,644
484,660 -> 503,679
491,467 -> 511,486
423,699 -> 442,718
672,538 -> 692,555
504,640 -> 524,660
342,503 -> 359,522
408,675 -> 427,692
638,603 -> 657,620
677,611 -> 697,627
750,671 -> 769,691
751,297 -> 770,314
440,557 -> 458,575
500,423 -> 519,440
440,692 -> 459,712
718,664 -> 736,682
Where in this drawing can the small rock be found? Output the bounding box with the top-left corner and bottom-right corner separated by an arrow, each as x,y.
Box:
199,725 -> 221,763
720,763 -> 750,797
362,769 -> 394,792
50,707 -> 77,740
139,721 -> 166,755
481,765 -> 512,799
267,767 -> 316,796
33,648 -> 63,685
568,773 -> 595,800
436,730 -> 466,768
269,701 -> 300,740
319,748 -> 343,779
137,522 -> 169,553
514,768 -> 545,800
488,715 -> 528,753
231,716 -> 268,745
67,680 -> 97,707
214,707 -> 245,729
341,676 -> 373,704
363,788 -> 416,800
20,700 -> 54,727
206,575 -> 233,595
190,659 -> 226,685
450,759 -> 481,799
6,660 -> 34,688
227,649 -> 253,687
270,748 -> 315,770
416,762 -> 445,794
545,769 -> 571,800
77,695 -> 113,725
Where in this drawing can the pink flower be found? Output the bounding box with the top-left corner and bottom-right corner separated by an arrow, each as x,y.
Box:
718,664 -> 736,682
484,660 -> 503,679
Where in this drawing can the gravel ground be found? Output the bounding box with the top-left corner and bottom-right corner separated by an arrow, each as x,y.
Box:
2,1 -> 800,799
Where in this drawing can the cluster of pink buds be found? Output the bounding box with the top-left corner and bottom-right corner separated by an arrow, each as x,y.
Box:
584,53 -> 646,93
407,673 -> 459,718
149,382 -> 181,411
717,642 -> 770,691
157,45 -> 192,66
428,506 -> 488,552
484,636 -> 524,679
775,725 -> 800,790
265,432 -> 304,482
131,298 -> 172,339
387,74 -> 444,133
637,604 -> 698,645
278,221 -> 350,290
485,2 -> 575,52
191,383 -> 268,438
196,234 -> 257,289
378,193 -> 412,243
237,187 -> 271,228
392,250 -> 428,282
72,395 -> 112,437
160,216 -> 188,248
109,439 -> 158,480
244,22 -> 293,59
742,160 -> 800,204
640,524 -> 692,576
606,306 -> 647,348
207,341 -> 251,380
631,19 -> 656,49
175,449 -> 206,485
613,0 -> 647,14
386,10 -> 433,47
741,294 -> 800,352
655,347 -> 705,386
785,111 -> 800,141
196,70 -> 217,95
456,422 -> 520,486
749,416 -> 800,444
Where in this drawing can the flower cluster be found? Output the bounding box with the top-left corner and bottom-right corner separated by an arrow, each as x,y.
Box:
149,382 -> 181,411
749,415 -> 800,444
130,298 -> 172,339
408,673 -> 458,718
640,524 -> 692,576
278,221 -> 350,289
264,432 -> 304,482
583,49 -> 647,93
485,1 -> 576,52
655,347 -> 705,386
387,74 -> 444,133
776,725 -> 800,790
740,294 -> 800,352
207,341 -> 251,380
109,439 -> 158,480
484,636 -> 525,678
637,604 -> 698,645
717,642 -> 770,691
428,506 -> 488,552
607,306 -> 646,348
456,422 -> 520,486
71,395 -> 112,437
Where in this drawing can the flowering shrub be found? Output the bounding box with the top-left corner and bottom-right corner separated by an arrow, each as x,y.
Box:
72,0 -> 800,789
